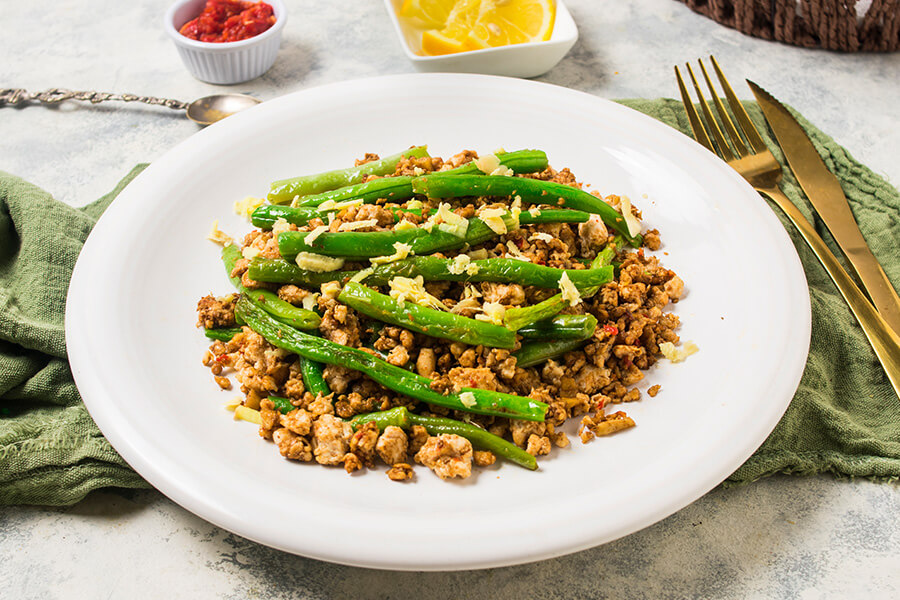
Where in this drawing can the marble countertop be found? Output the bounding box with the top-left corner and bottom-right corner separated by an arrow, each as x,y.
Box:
2,0 -> 898,597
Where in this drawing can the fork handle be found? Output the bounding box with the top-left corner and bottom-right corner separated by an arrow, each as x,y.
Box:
759,185 -> 900,398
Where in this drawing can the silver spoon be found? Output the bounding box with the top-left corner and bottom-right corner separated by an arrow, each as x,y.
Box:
0,88 -> 261,125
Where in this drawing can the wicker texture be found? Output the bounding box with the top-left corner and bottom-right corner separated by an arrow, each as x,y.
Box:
678,0 -> 900,51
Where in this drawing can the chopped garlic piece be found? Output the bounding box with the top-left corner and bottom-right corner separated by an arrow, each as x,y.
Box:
295,252 -> 345,272
233,196 -> 266,220
241,246 -> 261,260
349,267 -> 374,283
290,194 -> 301,207
466,263 -> 480,276
436,203 -> 469,238
619,195 -> 642,238
272,217 -> 291,235
529,232 -> 553,243
321,281 -> 341,299
413,166 -> 425,176
475,302 -> 506,325
489,165 -> 515,177
388,275 -> 446,311
506,240 -> 531,262
370,242 -> 413,265
478,207 -> 508,235
338,219 -> 378,232
466,248 -> 489,260
459,391 -> 477,408
224,398 -> 242,412
448,254 -> 472,275
304,225 -> 329,245
394,219 -> 417,231
528,206 -> 542,217
234,405 -> 262,424
659,341 -> 699,363
473,153 -> 501,174
406,199 -> 423,210
558,272 -> 582,307
462,284 -> 482,299
301,292 -> 319,311
207,220 -> 234,246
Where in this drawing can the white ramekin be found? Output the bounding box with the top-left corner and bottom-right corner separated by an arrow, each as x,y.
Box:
165,0 -> 286,85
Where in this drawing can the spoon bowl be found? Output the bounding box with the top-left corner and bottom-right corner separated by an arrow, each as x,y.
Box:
186,93 -> 262,125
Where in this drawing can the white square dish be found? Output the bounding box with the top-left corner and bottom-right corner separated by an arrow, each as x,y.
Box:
383,0 -> 578,78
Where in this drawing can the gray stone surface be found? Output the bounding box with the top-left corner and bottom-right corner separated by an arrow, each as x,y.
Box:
2,0 -> 899,596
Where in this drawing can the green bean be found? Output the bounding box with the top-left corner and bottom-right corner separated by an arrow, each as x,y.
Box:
299,357 -> 331,397
512,338 -> 589,368
203,326 -> 243,342
289,175 -> 416,209
518,314 -> 598,340
350,407 -> 537,470
412,174 -> 642,247
268,395 -> 296,415
235,295 -> 547,421
503,293 -> 568,331
276,208 -> 587,260
247,259 -> 357,288
249,256 -> 612,292
338,282 -> 516,349
595,235 -> 626,268
221,245 -> 321,330
440,149 -> 548,176
268,146 -> 429,204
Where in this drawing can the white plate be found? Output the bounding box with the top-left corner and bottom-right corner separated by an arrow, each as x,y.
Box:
66,73 -> 810,571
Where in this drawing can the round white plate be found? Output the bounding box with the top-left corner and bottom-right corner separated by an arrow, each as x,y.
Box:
66,73 -> 810,571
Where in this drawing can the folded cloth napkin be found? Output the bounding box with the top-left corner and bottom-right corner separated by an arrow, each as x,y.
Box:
1,102 -> 898,506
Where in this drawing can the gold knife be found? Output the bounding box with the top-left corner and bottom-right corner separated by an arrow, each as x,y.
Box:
748,80 -> 900,335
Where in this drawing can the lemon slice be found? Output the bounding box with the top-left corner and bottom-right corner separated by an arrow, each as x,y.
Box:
400,0 -> 458,28
467,0 -> 556,49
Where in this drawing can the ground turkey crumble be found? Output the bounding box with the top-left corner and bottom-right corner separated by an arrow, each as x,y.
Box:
198,148 -> 688,482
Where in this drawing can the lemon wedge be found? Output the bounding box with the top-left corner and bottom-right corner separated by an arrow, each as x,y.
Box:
399,0 -> 458,28
467,0 -> 556,49
421,0 -> 482,56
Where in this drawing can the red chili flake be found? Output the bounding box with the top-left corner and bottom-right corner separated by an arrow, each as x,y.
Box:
603,324 -> 619,335
514,237 -> 525,249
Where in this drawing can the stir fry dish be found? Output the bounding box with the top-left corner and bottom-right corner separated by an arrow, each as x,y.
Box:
197,147 -> 692,481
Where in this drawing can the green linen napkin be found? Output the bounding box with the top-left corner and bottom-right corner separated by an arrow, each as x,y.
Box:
1,101 -> 898,507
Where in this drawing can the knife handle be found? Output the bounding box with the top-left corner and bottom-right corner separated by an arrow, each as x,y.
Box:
842,242 -> 900,337
759,185 -> 900,399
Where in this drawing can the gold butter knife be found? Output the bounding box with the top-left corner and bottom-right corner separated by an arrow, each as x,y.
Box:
748,80 -> 900,335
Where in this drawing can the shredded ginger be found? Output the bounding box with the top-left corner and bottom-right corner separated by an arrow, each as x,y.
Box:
207,220 -> 233,246
295,252 -> 345,272
233,196 -> 265,220
659,341 -> 699,363
370,242 -> 413,265
389,275 -> 446,311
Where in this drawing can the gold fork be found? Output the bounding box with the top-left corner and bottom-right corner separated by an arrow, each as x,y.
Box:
675,57 -> 900,398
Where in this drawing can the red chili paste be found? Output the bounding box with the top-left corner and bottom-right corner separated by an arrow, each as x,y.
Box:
179,0 -> 276,43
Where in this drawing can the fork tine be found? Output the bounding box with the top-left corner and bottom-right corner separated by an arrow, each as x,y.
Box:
686,62 -> 736,162
710,56 -> 768,153
674,66 -> 715,155
698,60 -> 748,158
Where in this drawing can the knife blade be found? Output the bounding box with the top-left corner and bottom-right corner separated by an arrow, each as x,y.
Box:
748,79 -> 900,335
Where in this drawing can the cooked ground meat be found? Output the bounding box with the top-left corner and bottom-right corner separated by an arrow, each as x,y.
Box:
199,149 -> 687,482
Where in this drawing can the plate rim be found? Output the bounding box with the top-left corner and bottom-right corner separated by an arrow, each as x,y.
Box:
65,72 -> 811,571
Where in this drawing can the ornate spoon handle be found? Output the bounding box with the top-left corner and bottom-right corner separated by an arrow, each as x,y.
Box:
0,88 -> 188,110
